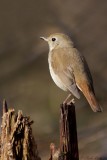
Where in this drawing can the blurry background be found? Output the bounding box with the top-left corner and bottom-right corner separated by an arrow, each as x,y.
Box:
0,0 -> 107,159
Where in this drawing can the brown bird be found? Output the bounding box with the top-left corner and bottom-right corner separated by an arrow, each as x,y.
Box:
40,33 -> 102,112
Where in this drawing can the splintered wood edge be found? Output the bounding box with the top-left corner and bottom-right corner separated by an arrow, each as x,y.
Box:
3,99 -> 8,114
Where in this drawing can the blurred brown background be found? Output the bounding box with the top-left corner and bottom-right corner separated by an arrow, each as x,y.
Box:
0,0 -> 107,159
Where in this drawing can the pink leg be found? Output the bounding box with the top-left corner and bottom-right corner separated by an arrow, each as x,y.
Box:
63,94 -> 75,104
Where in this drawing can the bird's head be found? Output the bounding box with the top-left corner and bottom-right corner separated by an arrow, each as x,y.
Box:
40,33 -> 73,51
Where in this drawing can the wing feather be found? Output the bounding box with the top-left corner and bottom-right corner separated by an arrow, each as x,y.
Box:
50,48 -> 80,98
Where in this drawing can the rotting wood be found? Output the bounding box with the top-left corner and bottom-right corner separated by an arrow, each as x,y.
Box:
59,103 -> 79,160
0,99 -> 41,160
1,100 -> 103,160
49,102 -> 79,160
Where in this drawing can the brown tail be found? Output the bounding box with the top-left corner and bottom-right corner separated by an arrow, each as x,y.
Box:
83,89 -> 102,112
78,82 -> 103,112
86,92 -> 102,112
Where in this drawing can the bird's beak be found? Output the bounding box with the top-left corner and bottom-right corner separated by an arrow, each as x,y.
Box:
40,37 -> 48,41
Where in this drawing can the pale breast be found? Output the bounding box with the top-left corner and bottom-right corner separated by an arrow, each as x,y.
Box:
48,53 -> 67,91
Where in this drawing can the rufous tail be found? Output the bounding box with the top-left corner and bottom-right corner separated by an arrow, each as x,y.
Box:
83,89 -> 103,112
78,81 -> 103,112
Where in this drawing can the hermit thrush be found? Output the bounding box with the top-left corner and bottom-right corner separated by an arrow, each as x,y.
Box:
41,33 -> 102,112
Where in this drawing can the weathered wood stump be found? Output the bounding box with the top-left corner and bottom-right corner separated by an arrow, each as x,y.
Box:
0,100 -> 41,160
0,100 -> 104,160
60,103 -> 79,160
49,102 -> 79,160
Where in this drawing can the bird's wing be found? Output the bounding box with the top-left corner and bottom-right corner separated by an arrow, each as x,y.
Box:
58,67 -> 80,99
51,48 -> 80,99
79,54 -> 95,93
72,48 -> 95,93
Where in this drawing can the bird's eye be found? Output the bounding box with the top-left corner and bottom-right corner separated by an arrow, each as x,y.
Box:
52,38 -> 56,41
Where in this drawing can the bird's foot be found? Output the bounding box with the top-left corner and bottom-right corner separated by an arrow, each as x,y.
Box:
67,98 -> 75,105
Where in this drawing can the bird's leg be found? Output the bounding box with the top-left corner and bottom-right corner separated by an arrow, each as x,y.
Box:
63,93 -> 75,104
63,93 -> 71,104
